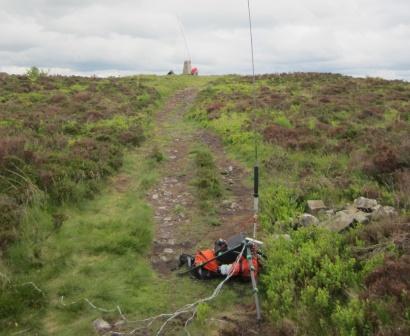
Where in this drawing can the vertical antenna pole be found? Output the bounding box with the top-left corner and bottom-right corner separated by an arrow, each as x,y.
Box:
247,0 -> 259,240
247,0 -> 262,322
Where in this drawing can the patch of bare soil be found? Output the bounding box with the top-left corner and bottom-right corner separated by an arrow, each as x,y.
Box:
111,174 -> 131,192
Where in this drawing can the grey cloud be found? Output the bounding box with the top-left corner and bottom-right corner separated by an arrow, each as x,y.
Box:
0,0 -> 409,80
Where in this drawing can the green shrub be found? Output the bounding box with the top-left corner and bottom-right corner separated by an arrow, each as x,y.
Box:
331,299 -> 368,336
274,115 -> 293,128
262,226 -> 368,334
25,66 -> 41,82
260,184 -> 303,231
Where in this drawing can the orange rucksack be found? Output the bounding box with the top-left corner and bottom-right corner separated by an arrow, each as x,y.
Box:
193,248 -> 260,279
194,249 -> 219,273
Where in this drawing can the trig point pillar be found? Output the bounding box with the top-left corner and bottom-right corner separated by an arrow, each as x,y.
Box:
182,60 -> 192,75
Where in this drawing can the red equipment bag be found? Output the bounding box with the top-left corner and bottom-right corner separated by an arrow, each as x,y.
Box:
230,255 -> 259,278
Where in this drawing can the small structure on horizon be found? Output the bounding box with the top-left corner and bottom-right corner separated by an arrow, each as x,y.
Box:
182,60 -> 192,75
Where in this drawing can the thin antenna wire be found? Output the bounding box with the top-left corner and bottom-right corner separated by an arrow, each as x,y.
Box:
247,0 -> 257,162
177,16 -> 191,60
247,0 -> 259,239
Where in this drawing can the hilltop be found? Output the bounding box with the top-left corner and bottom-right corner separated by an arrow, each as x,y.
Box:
0,72 -> 409,335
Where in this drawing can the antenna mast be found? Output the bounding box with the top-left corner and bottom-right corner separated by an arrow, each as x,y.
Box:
247,0 -> 262,321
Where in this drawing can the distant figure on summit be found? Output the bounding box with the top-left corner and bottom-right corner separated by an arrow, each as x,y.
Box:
191,67 -> 198,76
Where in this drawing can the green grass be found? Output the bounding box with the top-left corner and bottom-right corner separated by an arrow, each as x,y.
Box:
1,75 -> 249,335
2,73 -> 409,335
187,73 -> 410,335
1,147 -> 158,334
190,144 -> 223,227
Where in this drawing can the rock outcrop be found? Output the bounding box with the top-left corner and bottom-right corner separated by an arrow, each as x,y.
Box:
299,197 -> 398,233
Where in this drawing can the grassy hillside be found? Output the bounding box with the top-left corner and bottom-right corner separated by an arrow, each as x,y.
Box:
0,73 -> 159,249
187,73 -> 410,335
0,73 -> 222,335
189,73 -> 410,211
1,72 -> 409,335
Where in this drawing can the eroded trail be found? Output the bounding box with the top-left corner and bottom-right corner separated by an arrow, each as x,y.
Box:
148,88 -> 255,276
199,131 -> 254,242
144,88 -> 270,335
148,88 -> 198,273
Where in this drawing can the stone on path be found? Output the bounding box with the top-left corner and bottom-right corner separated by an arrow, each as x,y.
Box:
163,248 -> 174,254
230,202 -> 238,209
93,319 -> 111,334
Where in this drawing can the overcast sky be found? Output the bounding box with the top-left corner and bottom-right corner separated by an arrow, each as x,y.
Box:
1,0 -> 409,80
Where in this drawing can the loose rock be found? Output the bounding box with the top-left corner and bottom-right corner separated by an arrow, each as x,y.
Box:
307,200 -> 326,213
93,319 -> 111,334
321,210 -> 355,232
298,213 -> 319,227
354,197 -> 378,211
353,211 -> 371,224
372,206 -> 398,220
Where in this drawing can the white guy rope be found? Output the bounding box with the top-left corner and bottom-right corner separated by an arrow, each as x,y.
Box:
154,243 -> 247,335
